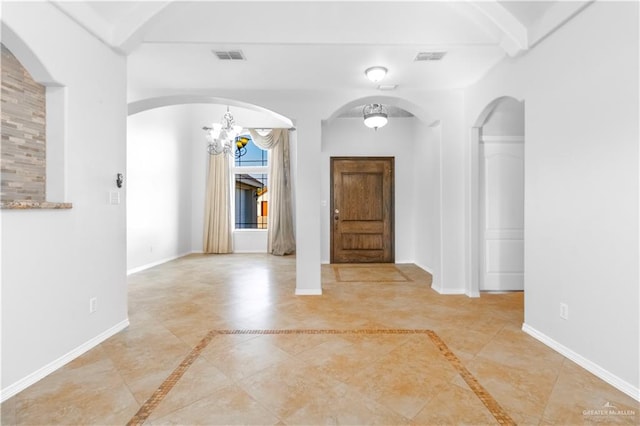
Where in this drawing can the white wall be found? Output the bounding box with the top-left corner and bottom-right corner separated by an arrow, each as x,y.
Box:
127,105 -> 193,272
413,123 -> 442,286
433,91 -> 468,294
1,2 -> 128,398
465,1 -> 639,397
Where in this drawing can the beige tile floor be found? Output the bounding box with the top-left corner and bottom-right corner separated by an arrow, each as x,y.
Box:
2,254 -> 638,425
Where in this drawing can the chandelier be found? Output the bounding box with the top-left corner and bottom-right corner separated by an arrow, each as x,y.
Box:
203,107 -> 246,157
363,103 -> 388,130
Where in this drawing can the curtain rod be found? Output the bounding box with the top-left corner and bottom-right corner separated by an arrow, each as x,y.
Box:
249,127 -> 296,131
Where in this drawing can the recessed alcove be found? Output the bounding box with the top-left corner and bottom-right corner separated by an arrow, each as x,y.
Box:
0,43 -> 70,209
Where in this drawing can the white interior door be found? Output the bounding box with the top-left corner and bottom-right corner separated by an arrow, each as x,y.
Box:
479,139 -> 524,291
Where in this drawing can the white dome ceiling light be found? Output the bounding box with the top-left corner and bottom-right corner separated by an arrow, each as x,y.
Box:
363,104 -> 388,130
364,66 -> 388,83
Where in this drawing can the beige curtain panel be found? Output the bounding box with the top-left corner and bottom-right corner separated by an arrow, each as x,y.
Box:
203,152 -> 233,253
249,129 -> 296,255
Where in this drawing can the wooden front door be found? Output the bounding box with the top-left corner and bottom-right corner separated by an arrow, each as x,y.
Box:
331,157 -> 394,263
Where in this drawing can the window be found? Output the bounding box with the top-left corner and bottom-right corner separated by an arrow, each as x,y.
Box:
232,134 -> 268,229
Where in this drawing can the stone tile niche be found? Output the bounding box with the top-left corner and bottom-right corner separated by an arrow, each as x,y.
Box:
1,44 -> 70,209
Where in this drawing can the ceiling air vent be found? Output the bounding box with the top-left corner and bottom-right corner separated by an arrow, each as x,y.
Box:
213,50 -> 246,60
414,51 -> 447,61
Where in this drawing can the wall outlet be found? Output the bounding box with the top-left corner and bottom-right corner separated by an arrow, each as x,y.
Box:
560,302 -> 569,320
89,297 -> 97,314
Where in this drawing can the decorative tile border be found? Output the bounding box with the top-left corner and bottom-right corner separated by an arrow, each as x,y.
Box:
127,329 -> 514,425
333,265 -> 412,282
126,330 -> 217,426
426,330 -> 516,425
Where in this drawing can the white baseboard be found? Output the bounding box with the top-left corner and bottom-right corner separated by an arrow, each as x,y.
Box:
127,252 -> 192,275
414,263 -> 470,296
1,319 -> 129,403
421,262 -> 466,295
522,323 -> 640,402
466,289 -> 481,298
295,288 -> 322,296
414,262 -> 434,275
431,282 -> 466,295
428,276 -> 476,296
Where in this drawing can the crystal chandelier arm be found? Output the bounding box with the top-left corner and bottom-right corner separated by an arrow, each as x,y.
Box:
204,108 -> 241,156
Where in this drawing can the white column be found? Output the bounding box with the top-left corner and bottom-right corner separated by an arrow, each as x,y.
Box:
294,118 -> 322,295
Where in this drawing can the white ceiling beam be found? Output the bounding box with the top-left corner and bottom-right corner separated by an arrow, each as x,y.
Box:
112,2 -> 172,55
50,1 -> 172,55
528,1 -> 594,48
50,1 -> 113,49
468,0 -> 529,57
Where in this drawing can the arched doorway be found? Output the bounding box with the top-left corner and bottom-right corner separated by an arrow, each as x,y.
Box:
126,97 -> 294,274
322,96 -> 444,287
469,96 -> 525,294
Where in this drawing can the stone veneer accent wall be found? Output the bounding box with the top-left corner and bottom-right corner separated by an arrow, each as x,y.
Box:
1,43 -> 46,201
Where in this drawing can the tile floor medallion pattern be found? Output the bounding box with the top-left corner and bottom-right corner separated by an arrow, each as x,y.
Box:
2,255 -> 639,425
129,329 -> 514,425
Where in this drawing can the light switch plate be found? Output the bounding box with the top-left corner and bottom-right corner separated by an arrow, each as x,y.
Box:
109,191 -> 120,205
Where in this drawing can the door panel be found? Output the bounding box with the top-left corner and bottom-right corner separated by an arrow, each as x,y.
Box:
480,142 -> 524,291
342,173 -> 384,220
331,157 -> 394,263
342,234 -> 384,250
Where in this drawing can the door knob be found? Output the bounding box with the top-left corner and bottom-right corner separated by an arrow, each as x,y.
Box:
334,209 -> 339,214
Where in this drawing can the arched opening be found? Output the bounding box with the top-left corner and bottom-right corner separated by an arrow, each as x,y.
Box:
321,96 -> 443,288
128,95 -> 294,128
326,95 -> 432,125
126,98 -> 295,274
468,96 -> 525,296
1,24 -> 58,85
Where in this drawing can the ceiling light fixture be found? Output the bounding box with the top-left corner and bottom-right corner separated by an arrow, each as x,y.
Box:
365,66 -> 387,83
363,104 -> 388,130
203,107 -> 245,157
